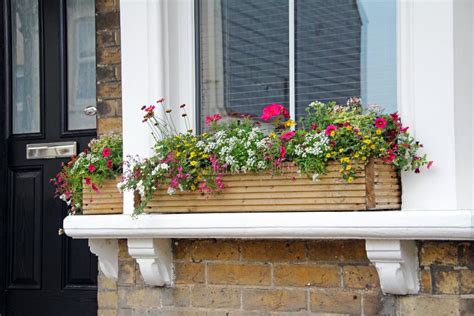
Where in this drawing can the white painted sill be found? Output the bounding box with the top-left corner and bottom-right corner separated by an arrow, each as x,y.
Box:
64,210 -> 473,296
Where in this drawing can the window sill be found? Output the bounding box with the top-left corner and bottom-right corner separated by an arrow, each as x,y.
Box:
64,210 -> 473,295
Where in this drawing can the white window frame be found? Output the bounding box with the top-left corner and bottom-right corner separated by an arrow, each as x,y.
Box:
63,0 -> 473,295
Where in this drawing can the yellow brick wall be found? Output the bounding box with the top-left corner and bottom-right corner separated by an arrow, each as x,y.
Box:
97,240 -> 473,315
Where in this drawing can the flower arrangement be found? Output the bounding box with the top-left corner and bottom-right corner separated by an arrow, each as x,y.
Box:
120,98 -> 431,215
52,134 -> 123,214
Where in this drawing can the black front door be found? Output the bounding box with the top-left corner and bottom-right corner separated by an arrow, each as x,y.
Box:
1,0 -> 98,315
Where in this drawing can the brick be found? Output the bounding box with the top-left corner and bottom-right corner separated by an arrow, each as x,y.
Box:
99,271 -> 117,290
310,289 -> 361,314
208,263 -> 271,285
174,262 -> 205,284
241,240 -> 305,262
96,11 -> 120,31
98,309 -> 117,316
420,269 -> 432,294
97,47 -> 121,65
118,287 -> 161,308
432,268 -> 460,294
97,81 -> 122,99
118,240 -> 129,258
420,241 -> 458,266
460,269 -> 474,294
96,0 -> 117,13
98,290 -> 118,309
173,239 -> 192,261
243,289 -> 306,312
191,239 -> 240,261
274,264 -> 340,287
118,260 -> 136,285
343,265 -> 379,289
97,66 -> 119,83
361,291 -> 382,315
97,31 -> 118,48
97,99 -> 121,117
458,242 -> 474,267
192,286 -> 241,308
307,240 -> 368,264
98,117 -> 122,135
161,286 -> 191,307
460,299 -> 474,316
398,296 -> 460,316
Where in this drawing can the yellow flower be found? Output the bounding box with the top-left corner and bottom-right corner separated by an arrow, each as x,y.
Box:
176,152 -> 181,157
270,132 -> 276,138
357,132 -> 362,136
364,139 -> 371,145
376,129 -> 382,135
202,153 -> 209,158
284,120 -> 296,127
341,157 -> 350,163
190,161 -> 198,166
362,156 -> 367,161
370,145 -> 376,150
330,131 -> 336,137
339,148 -> 344,153
190,151 -> 196,159
347,176 -> 354,183
362,145 -> 367,150
346,125 -> 353,131
346,165 -> 352,171
326,153 -> 331,158
191,185 -> 196,190
354,153 -> 360,158
202,132 -> 209,138
379,148 -> 386,153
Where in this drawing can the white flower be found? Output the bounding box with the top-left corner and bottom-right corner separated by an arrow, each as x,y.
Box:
312,173 -> 320,182
167,187 -> 176,195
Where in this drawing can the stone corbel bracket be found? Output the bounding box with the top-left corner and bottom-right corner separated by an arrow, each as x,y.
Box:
127,238 -> 173,286
88,239 -> 119,280
366,239 -> 419,295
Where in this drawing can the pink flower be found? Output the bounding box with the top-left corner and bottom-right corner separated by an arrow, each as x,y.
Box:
260,103 -> 289,121
325,125 -> 337,136
427,161 -> 434,169
107,160 -> 113,169
280,131 -> 295,141
102,147 -> 111,158
88,164 -> 96,173
375,117 -> 387,129
85,177 -> 91,185
280,145 -> 286,159
205,114 -> 222,126
390,112 -> 399,122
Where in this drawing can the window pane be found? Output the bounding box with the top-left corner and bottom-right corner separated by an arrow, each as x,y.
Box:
11,0 -> 40,134
295,0 -> 397,118
67,0 -> 96,130
199,0 -> 289,126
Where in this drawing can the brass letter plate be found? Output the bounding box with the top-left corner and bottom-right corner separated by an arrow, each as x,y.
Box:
26,141 -> 77,159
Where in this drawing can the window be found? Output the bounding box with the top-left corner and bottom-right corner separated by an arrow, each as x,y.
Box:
198,0 -> 397,127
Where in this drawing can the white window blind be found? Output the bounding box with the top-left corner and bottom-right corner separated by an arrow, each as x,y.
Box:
198,0 -> 397,127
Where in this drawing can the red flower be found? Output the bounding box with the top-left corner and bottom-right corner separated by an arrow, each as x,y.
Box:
280,131 -> 295,141
107,160 -> 113,169
102,147 -> 111,158
260,103 -> 289,121
325,125 -> 337,136
311,123 -> 318,130
205,114 -> 222,126
85,177 -> 91,185
280,145 -> 287,159
91,183 -> 99,192
88,164 -> 96,173
375,117 -> 387,129
390,112 -> 399,122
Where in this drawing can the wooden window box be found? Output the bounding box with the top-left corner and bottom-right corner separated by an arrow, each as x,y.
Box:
82,177 -> 123,215
145,159 -> 400,213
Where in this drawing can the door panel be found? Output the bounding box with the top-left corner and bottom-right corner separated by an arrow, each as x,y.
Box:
7,167 -> 42,290
2,0 -> 98,314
